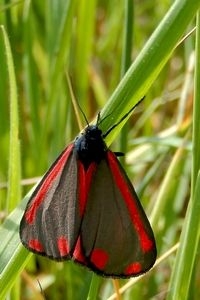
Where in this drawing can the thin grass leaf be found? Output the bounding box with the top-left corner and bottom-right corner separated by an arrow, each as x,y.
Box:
119,0 -> 134,164
43,0 -> 77,147
0,195 -> 31,299
166,13 -> 200,300
100,0 -> 200,145
74,0 -> 97,105
87,274 -> 101,300
0,26 -> 21,212
150,146 -> 189,227
0,1 -> 200,299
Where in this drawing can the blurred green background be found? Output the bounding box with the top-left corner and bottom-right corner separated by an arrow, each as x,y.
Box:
0,0 -> 200,299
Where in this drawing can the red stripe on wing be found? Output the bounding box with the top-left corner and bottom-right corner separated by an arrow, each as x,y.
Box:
78,162 -> 97,216
124,262 -> 142,275
90,248 -> 109,270
28,239 -> 44,252
107,151 -> 154,253
73,236 -> 87,264
25,144 -> 74,224
57,237 -> 69,256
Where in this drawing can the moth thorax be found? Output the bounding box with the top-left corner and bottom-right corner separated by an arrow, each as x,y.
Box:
75,125 -> 107,167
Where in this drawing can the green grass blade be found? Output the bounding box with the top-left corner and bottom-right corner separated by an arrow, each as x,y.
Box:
119,0 -> 134,163
192,13 -> 200,198
166,170 -> 200,300
0,26 -> 21,212
74,0 -> 97,104
120,0 -> 134,76
166,13 -> 200,300
100,0 -> 200,144
87,274 -> 101,300
0,195 -> 31,299
42,0 -> 76,152
0,1 -> 199,298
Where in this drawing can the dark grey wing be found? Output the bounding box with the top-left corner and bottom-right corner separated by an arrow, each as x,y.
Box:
20,144 -> 82,260
77,150 -> 156,278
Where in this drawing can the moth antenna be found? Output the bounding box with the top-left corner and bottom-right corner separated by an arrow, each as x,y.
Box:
102,96 -> 145,138
77,101 -> 89,127
97,112 -> 112,126
96,111 -> 101,125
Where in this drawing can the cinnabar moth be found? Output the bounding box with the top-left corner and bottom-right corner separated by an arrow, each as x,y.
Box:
20,104 -> 156,278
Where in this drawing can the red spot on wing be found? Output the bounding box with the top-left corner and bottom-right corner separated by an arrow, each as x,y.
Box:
73,236 -> 87,264
28,239 -> 44,252
125,262 -> 142,275
90,249 -> 109,270
57,237 -> 69,256
107,151 -> 153,253
78,162 -> 97,216
25,144 -> 74,224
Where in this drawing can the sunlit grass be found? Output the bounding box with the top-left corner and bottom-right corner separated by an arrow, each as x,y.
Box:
0,1 -> 200,299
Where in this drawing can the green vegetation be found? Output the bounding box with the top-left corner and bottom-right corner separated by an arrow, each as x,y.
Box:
0,0 -> 200,299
